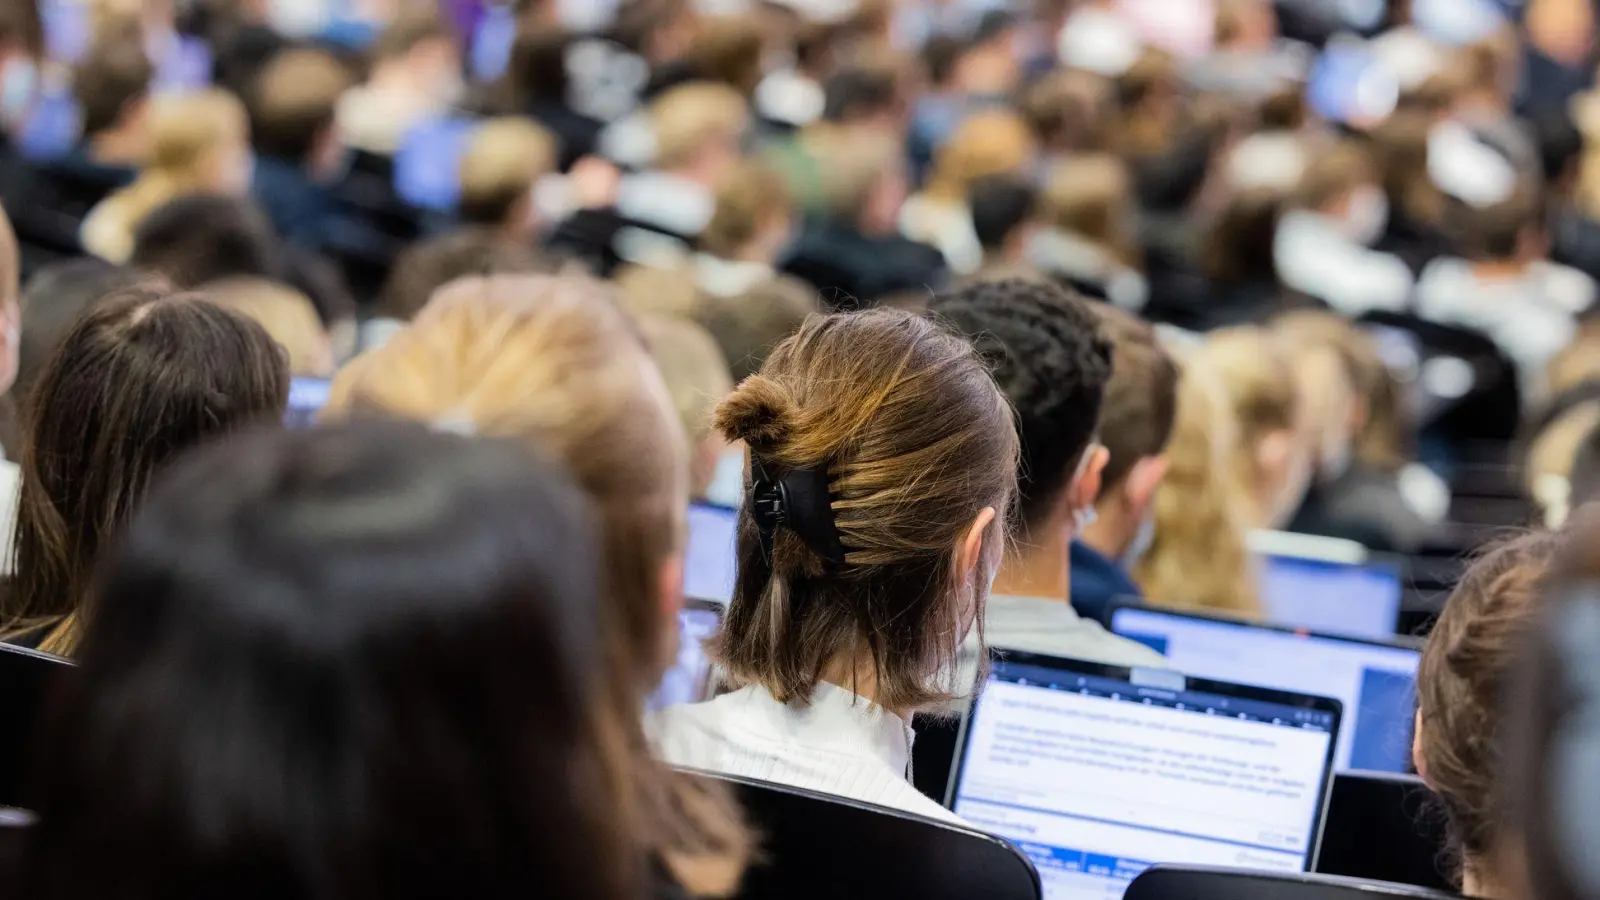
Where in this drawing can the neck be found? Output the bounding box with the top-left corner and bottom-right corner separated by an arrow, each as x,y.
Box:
1472,258 -> 1531,280
1462,858 -> 1507,900
730,244 -> 774,264
1080,503 -> 1132,561
90,126 -> 142,166
994,519 -> 1070,601
821,656 -> 904,718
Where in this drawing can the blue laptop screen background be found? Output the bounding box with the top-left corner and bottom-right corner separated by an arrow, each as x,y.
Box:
649,605 -> 721,710
1259,554 -> 1403,640
952,660 -> 1336,900
1111,607 -> 1419,773
685,504 -> 737,604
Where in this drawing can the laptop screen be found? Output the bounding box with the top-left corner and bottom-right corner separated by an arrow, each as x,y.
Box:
649,602 -> 723,710
1259,554 -> 1403,640
685,503 -> 738,604
950,654 -> 1338,900
286,377 -> 332,428
1110,606 -> 1420,772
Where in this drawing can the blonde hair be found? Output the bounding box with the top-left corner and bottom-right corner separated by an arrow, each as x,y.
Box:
83,89 -> 249,263
1043,153 -> 1137,262
204,278 -> 333,377
1200,327 -> 1302,508
651,82 -> 748,171
324,275 -> 748,895
701,161 -> 792,259
1274,311 -> 1410,471
1134,357 -> 1260,616
458,117 -> 557,227
924,111 -> 1035,202
639,315 -> 734,498
810,126 -> 902,221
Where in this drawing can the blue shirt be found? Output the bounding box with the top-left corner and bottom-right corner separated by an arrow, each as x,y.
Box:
1069,540 -> 1143,625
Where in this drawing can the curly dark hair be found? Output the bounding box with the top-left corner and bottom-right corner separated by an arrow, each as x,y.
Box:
929,278 -> 1112,537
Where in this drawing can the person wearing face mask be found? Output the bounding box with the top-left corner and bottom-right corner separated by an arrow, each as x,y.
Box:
1277,311 -> 1440,553
929,279 -> 1167,669
335,11 -> 465,157
1274,140 -> 1415,317
1073,305 -> 1179,624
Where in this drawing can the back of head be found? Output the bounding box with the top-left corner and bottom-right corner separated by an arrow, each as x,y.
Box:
821,63 -> 901,124
325,276 -> 746,892
926,111 -> 1034,203
23,421 -> 634,900
16,259 -> 142,407
248,47 -> 354,161
1090,304 -> 1178,496
967,173 -> 1039,254
0,0 -> 42,59
638,314 -> 733,496
6,288 -> 290,655
1418,530 -> 1563,891
73,22 -> 153,138
204,277 -> 332,377
929,279 -> 1110,539
1203,185 -> 1285,283
810,126 -> 902,224
1043,153 -> 1136,257
144,89 -> 248,180
1019,69 -> 1113,153
457,118 -> 557,227
1194,326 -> 1303,513
713,308 -> 1018,710
130,194 -> 286,288
649,81 -> 748,171
1459,177 -> 1546,261
701,161 -> 792,259
370,10 -> 453,68
376,230 -> 547,321
689,14 -> 765,96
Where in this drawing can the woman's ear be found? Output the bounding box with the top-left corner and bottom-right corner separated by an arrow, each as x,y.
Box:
959,506 -> 998,577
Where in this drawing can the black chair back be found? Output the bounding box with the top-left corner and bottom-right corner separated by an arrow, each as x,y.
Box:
694,771 -> 1041,900
910,712 -> 960,803
1358,311 -> 1521,449
1316,771 -> 1453,892
1126,865 -> 1459,900
0,643 -> 72,809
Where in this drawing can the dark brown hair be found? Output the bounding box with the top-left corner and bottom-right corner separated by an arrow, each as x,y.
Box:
1090,304 -> 1178,494
713,308 -> 1018,711
73,22 -> 153,138
1203,185 -> 1286,284
1418,530 -> 1563,887
376,230 -> 547,321
248,47 -> 354,161
1,289 -> 290,656
690,14 -> 765,97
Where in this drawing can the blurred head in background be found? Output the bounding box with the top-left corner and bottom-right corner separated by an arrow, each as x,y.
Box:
457,117 -> 558,241
1198,326 -> 1311,530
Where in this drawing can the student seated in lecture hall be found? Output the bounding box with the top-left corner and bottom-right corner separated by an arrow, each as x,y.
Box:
652,307 -> 1017,824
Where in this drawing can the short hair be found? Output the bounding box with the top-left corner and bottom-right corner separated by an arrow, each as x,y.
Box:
73,23 -> 153,137
204,277 -> 332,377
1043,153 -> 1136,253
21,421 -> 637,900
925,111 -> 1035,202
811,127 -> 901,221
377,230 -> 547,321
1292,141 -> 1378,210
701,161 -> 791,259
699,277 -> 820,382
457,118 -> 557,227
638,314 -> 733,448
1460,177 -> 1546,260
370,10 -> 454,64
1090,305 -> 1178,494
1203,186 -> 1286,283
1418,531 -> 1563,885
650,82 -> 748,170
689,14 -> 765,96
821,64 -> 899,123
713,308 -> 1018,710
967,173 -> 1039,252
1,288 -> 290,655
248,47 -> 353,161
131,195 -> 287,288
0,0 -> 43,59
929,278 -> 1112,536
1018,69 -> 1114,153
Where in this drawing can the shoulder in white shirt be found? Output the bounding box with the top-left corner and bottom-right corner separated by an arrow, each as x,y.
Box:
984,594 -> 1170,668
651,681 -> 966,826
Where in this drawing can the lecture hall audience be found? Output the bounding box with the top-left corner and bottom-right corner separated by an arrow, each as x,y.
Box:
0,0 -> 1598,897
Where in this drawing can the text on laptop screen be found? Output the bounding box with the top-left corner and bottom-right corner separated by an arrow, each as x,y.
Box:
952,660 -> 1336,900
649,605 -> 722,710
1259,554 -> 1403,640
685,504 -> 737,604
1111,607 -> 1419,772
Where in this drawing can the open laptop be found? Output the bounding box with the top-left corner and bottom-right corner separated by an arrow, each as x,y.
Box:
1250,531 -> 1404,639
685,502 -> 738,604
649,599 -> 724,710
948,652 -> 1340,900
1110,605 -> 1420,773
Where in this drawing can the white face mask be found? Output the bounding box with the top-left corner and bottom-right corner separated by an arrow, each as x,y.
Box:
1120,510 -> 1157,570
1341,185 -> 1389,247
1072,503 -> 1099,534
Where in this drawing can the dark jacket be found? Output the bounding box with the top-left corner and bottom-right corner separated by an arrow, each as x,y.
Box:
782,219 -> 948,311
252,155 -> 343,250
1069,540 -> 1143,626
1288,465 -> 1436,554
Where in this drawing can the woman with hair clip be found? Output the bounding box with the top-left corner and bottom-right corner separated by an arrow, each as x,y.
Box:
17,421 -> 639,900
0,286 -> 289,656
653,307 -> 1019,824
323,274 -> 749,897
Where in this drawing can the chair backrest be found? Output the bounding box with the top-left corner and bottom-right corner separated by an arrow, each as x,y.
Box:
1126,865 -> 1459,900
691,770 -> 1041,900
1357,311 -> 1521,448
1315,771 -> 1453,893
0,643 -> 73,809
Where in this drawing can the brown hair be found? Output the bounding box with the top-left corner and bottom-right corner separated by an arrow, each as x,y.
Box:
1292,141 -> 1378,211
204,277 -> 332,377
700,278 -> 821,382
639,315 -> 734,498
1370,113 -> 1449,229
1418,530 -> 1563,888
924,111 -> 1035,203
370,10 -> 453,64
73,21 -> 153,137
248,47 -> 354,161
1090,305 -> 1178,494
712,309 -> 1018,711
324,275 -> 749,895
1043,153 -> 1138,264
1019,69 -> 1114,154
457,118 -> 557,227
377,230 -> 547,321
2,289 -> 290,655
690,14 -> 766,97
1203,186 -> 1286,283
701,162 -> 792,259
651,82 -> 748,171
